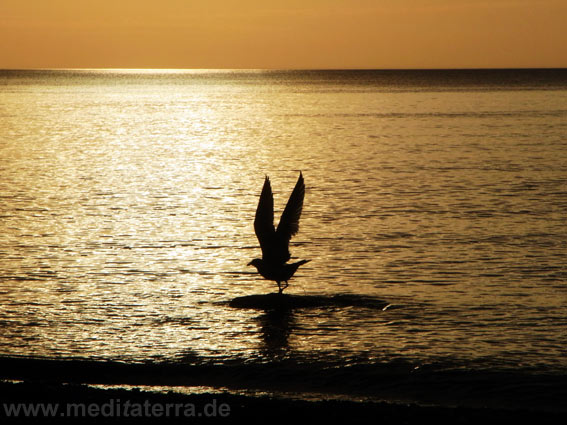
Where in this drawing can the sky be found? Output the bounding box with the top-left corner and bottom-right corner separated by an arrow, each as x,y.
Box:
1,0 -> 565,69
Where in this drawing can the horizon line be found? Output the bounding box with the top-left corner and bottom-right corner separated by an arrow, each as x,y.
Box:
1,66 -> 567,72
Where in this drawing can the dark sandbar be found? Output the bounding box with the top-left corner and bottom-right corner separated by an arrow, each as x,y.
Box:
228,293 -> 390,310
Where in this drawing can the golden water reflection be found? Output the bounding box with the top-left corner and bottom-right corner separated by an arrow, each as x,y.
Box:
0,70 -> 566,370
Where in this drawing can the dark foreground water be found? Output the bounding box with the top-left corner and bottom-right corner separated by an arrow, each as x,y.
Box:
0,69 -> 566,407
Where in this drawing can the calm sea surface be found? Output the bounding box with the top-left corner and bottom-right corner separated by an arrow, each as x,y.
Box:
0,69 -> 566,396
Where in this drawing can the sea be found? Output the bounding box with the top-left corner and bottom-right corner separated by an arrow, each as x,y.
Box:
0,69 -> 566,408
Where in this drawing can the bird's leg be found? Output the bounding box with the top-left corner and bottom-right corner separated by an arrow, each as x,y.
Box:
277,281 -> 282,294
281,281 -> 289,293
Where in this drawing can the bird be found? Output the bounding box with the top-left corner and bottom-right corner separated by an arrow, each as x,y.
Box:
248,172 -> 310,294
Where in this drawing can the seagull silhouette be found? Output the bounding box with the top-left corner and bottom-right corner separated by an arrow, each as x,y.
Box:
248,172 -> 310,294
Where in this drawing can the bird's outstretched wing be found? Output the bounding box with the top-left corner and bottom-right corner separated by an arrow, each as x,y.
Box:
253,173 -> 304,264
276,172 -> 305,242
254,176 -> 276,259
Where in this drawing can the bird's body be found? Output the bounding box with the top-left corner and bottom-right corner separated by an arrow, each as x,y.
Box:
248,172 -> 309,294
248,259 -> 310,289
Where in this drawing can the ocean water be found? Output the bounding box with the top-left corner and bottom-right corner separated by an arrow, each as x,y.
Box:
1,69 -> 566,401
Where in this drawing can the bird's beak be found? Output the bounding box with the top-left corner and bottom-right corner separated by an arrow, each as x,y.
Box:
247,261 -> 253,266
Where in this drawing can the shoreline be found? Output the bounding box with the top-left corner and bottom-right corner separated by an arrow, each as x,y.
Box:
1,380 -> 564,424
1,355 -> 566,423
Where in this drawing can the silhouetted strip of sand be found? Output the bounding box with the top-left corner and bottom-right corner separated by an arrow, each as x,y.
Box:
1,380 -> 565,424
1,356 -> 566,419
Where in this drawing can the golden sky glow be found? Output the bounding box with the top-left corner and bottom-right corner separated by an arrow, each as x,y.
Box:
1,0 -> 565,69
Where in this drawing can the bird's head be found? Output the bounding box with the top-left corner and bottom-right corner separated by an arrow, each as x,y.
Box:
247,258 -> 263,269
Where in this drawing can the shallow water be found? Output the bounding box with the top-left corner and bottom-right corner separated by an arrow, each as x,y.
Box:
0,70 -> 566,380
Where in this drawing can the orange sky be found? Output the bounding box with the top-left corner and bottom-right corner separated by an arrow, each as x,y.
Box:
1,0 -> 565,69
